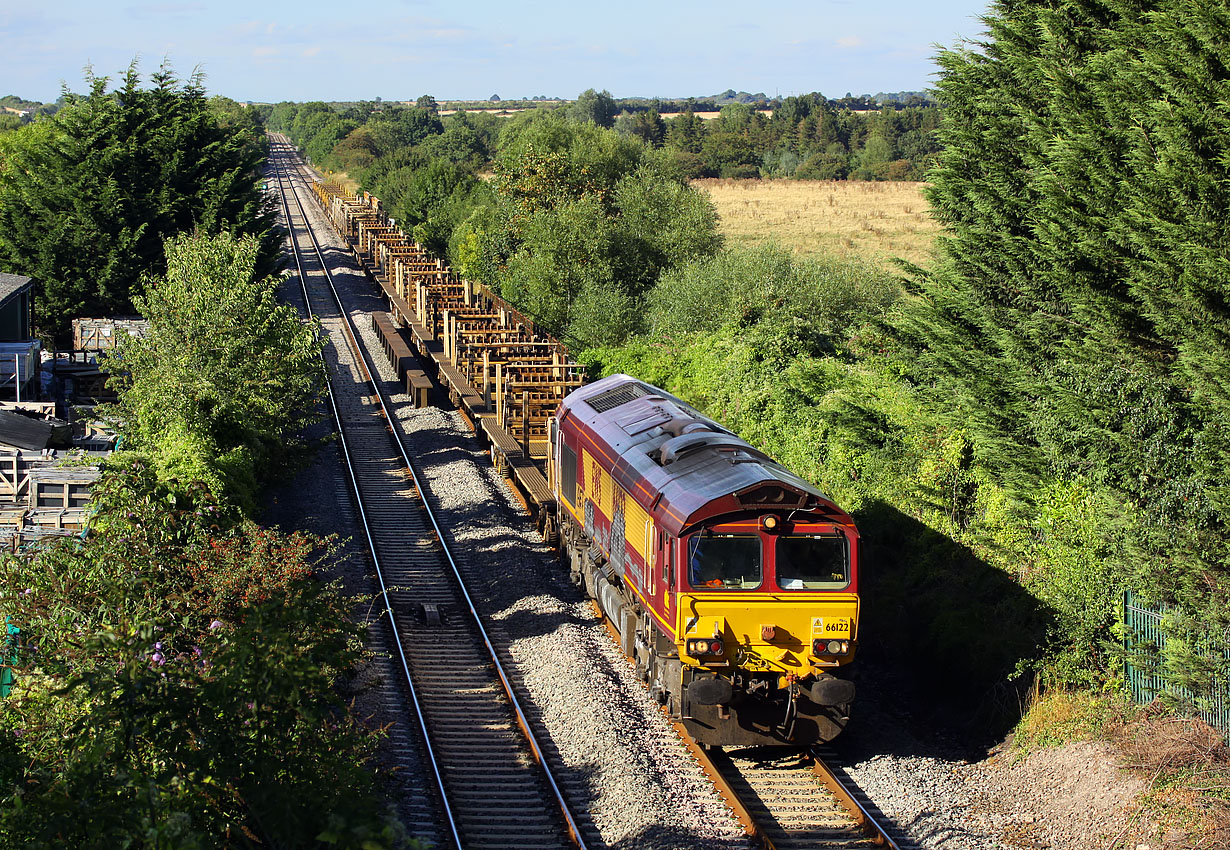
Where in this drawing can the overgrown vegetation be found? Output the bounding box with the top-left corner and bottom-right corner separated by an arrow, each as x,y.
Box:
107,232 -> 324,514
908,0 -> 1230,704
0,231 -> 405,845
452,111 -> 722,347
0,466 -> 406,848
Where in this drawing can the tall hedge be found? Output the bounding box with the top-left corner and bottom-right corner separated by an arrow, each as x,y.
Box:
0,63 -> 276,338
904,0 -> 1230,695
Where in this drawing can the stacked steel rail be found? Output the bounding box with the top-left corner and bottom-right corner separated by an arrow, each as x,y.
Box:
270,140 -> 588,850
305,172 -> 584,528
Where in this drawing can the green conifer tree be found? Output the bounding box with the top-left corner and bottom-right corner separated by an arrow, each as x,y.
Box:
0,62 -> 275,337
903,0 -> 1230,694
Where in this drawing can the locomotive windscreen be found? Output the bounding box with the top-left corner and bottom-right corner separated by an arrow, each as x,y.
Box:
776,534 -> 849,590
687,533 -> 762,589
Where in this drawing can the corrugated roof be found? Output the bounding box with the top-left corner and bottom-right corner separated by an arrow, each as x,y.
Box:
0,274 -> 32,311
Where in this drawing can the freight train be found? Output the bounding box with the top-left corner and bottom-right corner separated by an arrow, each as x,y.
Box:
548,375 -> 859,748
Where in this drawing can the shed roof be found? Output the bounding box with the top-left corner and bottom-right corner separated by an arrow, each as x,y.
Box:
0,409 -> 53,452
0,274 -> 33,312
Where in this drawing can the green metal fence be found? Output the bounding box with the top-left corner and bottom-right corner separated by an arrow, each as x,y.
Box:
1123,590 -> 1229,738
0,617 -> 17,698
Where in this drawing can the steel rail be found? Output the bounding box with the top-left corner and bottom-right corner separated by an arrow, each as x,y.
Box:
586,534 -> 898,849
269,150 -> 464,850
810,748 -> 903,849
272,139 -> 588,849
280,135 -> 901,850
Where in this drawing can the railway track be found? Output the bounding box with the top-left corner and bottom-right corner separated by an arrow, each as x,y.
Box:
269,140 -> 588,850
700,746 -> 904,850
581,603 -> 904,850
273,135 -> 912,850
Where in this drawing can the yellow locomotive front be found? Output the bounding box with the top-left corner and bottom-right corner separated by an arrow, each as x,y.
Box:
669,513 -> 859,747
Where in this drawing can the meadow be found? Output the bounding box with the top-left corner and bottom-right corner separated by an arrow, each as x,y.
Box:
695,178 -> 941,269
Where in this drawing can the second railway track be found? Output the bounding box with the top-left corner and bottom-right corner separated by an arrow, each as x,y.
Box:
270,141 -> 588,850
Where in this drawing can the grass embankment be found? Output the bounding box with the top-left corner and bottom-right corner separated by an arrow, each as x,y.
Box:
695,178 -> 939,269
1016,691 -> 1230,844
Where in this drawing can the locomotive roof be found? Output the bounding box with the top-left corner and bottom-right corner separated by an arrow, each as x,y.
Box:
558,374 -> 850,537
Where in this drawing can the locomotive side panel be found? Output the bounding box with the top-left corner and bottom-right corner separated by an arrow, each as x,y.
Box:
560,434 -> 676,642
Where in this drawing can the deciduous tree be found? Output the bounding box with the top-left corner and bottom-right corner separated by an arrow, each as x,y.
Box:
108,231 -> 323,511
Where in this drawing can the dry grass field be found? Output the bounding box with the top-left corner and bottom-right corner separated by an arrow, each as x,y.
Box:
694,178 -> 942,269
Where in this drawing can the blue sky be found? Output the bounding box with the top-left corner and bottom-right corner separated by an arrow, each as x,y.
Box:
3,1 -> 991,104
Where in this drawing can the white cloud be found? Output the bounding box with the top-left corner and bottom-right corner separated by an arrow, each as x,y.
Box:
836,36 -> 864,48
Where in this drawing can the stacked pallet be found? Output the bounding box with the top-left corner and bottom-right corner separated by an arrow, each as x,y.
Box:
0,451 -> 104,549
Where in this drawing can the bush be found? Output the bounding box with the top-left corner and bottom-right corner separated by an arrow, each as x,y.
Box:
107,232 -> 324,513
0,460 -> 406,847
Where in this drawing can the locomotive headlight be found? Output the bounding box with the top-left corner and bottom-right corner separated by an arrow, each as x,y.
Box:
687,637 -> 724,657
812,638 -> 852,656
760,514 -> 789,534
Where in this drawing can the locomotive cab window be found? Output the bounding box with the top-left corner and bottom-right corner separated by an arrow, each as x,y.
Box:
560,443 -> 578,507
687,533 -> 761,590
776,534 -> 849,590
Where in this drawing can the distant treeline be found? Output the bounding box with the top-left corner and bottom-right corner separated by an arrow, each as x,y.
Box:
0,95 -> 60,133
257,88 -> 941,182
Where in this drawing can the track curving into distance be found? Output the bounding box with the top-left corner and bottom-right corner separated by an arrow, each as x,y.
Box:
269,137 -> 587,850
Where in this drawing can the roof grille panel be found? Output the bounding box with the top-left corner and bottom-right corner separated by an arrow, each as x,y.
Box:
584,382 -> 652,414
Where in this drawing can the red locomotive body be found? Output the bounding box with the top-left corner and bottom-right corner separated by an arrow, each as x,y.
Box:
549,374 -> 860,747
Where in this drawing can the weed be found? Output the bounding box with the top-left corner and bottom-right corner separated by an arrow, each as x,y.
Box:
1014,687 -> 1121,752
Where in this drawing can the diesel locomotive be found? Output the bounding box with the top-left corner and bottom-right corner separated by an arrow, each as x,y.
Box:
548,375 -> 859,747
